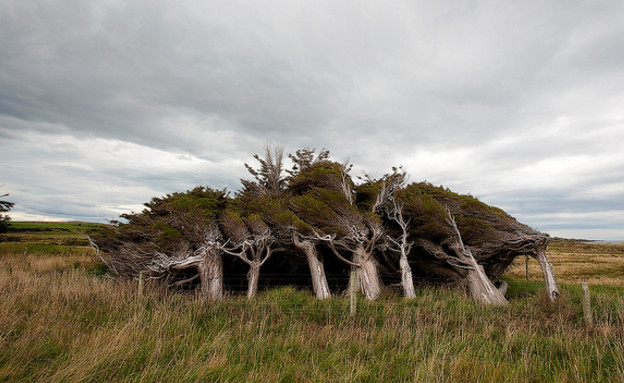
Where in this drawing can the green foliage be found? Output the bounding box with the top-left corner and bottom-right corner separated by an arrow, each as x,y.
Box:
286,154 -> 376,241
0,192 -> 15,233
156,226 -> 184,250
145,186 -> 227,218
288,160 -> 348,196
240,144 -> 286,200
396,184 -> 451,242
290,194 -> 341,231
455,215 -> 497,245
94,187 -> 230,257
219,209 -> 249,242
355,182 -> 381,211
286,148 -> 330,177
396,182 -> 523,246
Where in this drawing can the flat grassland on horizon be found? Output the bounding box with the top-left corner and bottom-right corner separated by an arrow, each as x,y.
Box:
1,222 -> 623,382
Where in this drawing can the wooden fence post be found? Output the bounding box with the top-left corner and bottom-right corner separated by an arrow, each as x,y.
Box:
525,255 -> 529,280
581,282 -> 592,326
138,272 -> 146,298
350,267 -> 358,316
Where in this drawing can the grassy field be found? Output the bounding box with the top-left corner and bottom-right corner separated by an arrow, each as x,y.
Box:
1,223 -> 623,382
508,238 -> 624,287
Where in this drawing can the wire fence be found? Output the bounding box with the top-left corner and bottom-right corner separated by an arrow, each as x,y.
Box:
168,271 -> 450,296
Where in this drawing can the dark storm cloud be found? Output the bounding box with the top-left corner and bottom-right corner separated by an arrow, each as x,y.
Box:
1,0 -> 623,238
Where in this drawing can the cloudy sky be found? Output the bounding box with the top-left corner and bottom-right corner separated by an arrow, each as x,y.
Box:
1,1 -> 623,240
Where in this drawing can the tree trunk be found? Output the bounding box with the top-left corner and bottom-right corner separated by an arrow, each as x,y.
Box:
464,255 -> 508,305
247,262 -> 261,299
446,210 -> 507,305
198,248 -> 223,301
534,249 -> 560,301
295,240 -> 331,299
354,244 -> 383,301
399,249 -> 416,299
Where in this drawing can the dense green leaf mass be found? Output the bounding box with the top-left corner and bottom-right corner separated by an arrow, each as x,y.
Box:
396,182 -> 526,246
95,187 -> 229,255
92,148 -> 543,284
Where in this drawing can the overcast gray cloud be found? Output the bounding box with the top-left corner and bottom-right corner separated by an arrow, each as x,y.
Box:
1,0 -> 623,239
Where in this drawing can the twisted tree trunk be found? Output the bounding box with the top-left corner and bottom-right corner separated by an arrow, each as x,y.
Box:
247,262 -> 261,299
451,237 -> 507,305
198,247 -> 224,301
294,237 -> 331,299
399,251 -> 416,299
442,209 -> 508,305
534,245 -> 560,302
354,244 -> 383,301
463,252 -> 507,305
386,199 -> 416,299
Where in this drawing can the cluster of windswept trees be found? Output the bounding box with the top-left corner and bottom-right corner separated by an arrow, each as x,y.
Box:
91,146 -> 559,306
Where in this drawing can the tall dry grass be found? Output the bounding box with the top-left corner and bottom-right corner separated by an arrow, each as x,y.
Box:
507,239 -> 624,286
1,248 -> 624,382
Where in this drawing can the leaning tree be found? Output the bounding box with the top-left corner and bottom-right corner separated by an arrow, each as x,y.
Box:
91,147 -> 560,305
91,187 -> 229,300
239,146 -> 333,299
219,209 -> 278,299
354,167 -> 416,299
289,152 -> 395,300
396,182 -> 559,304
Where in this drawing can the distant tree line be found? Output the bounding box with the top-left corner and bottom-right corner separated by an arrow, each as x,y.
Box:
91,146 -> 559,305
0,191 -> 14,233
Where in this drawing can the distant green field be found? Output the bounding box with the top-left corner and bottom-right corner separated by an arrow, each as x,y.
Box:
0,221 -> 106,252
7,221 -> 106,232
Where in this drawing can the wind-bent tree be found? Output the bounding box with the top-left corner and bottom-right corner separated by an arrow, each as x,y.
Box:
241,144 -> 286,199
289,152 -> 392,300
0,192 -> 14,233
91,187 -> 229,300
356,168 -> 415,298
394,183 -> 507,304
384,198 -> 416,299
219,210 -> 276,299
241,146 -> 333,299
91,146 -> 560,305
397,182 -> 559,304
442,188 -> 559,302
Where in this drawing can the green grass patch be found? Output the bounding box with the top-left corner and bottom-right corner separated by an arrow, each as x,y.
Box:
0,242 -> 94,256
1,226 -> 623,381
8,221 -> 106,232
1,276 -> 622,382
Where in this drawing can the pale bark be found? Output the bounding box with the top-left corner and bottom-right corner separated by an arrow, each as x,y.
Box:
463,254 -> 508,305
353,244 -> 383,301
496,280 -> 509,296
247,263 -> 261,299
320,233 -> 383,301
399,252 -> 416,299
425,208 -> 508,305
534,248 -> 560,302
294,237 -> 331,299
222,234 -> 275,300
198,248 -> 223,301
386,199 -> 416,299
162,247 -> 224,301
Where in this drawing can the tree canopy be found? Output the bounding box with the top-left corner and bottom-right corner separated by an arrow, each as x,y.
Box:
91,147 -> 559,305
